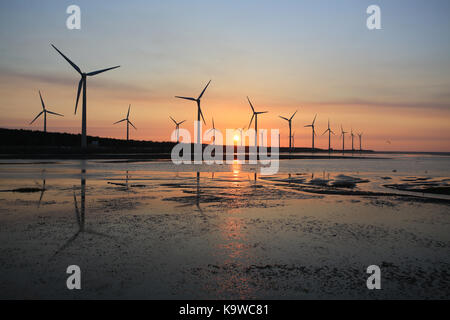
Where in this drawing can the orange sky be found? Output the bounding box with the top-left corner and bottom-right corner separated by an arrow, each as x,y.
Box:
0,1 -> 449,152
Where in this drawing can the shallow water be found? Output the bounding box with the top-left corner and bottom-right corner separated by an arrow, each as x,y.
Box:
0,155 -> 449,299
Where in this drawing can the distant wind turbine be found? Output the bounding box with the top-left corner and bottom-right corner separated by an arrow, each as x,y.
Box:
351,128 -> 355,152
340,125 -> 348,153
51,44 -> 120,148
322,119 -> 335,152
304,114 -> 317,151
206,117 -> 219,145
358,132 -> 363,151
29,91 -> 63,132
247,96 -> 268,150
113,104 -> 136,141
170,116 -> 186,143
279,109 -> 297,150
175,80 -> 211,147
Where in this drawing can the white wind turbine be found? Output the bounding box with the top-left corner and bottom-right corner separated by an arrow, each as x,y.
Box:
113,104 -> 137,141
51,44 -> 120,148
30,91 -> 63,132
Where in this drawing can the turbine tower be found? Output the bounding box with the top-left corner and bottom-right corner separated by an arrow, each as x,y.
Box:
304,114 -> 317,151
358,132 -> 363,151
30,91 -> 63,132
340,125 -> 348,153
170,116 -> 186,143
51,44 -> 120,148
321,119 -> 335,153
292,131 -> 296,149
175,80 -> 211,147
351,128 -> 355,152
113,104 -> 137,141
279,109 -> 298,150
247,96 -> 268,150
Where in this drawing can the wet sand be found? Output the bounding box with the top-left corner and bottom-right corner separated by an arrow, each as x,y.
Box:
0,158 -> 449,299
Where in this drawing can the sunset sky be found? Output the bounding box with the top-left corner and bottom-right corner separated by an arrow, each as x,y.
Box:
0,0 -> 449,151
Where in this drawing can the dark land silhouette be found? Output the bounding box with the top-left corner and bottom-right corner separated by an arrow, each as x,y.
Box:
0,128 -> 375,160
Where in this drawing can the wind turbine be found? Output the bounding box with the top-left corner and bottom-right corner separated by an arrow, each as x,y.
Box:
247,96 -> 268,150
304,114 -> 317,151
175,80 -> 211,147
358,132 -> 363,151
321,119 -> 335,153
206,117 -> 219,145
170,116 -> 186,143
51,44 -> 120,148
279,109 -> 297,150
340,125 -> 348,153
350,128 -> 355,152
113,104 -> 136,141
29,91 -> 63,132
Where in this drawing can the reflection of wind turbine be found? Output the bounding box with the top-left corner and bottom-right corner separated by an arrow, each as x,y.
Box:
358,132 -> 363,151
30,91 -> 63,132
175,80 -> 211,146
170,116 -> 186,143
247,97 -> 268,150
340,125 -> 348,153
51,44 -> 120,148
206,117 -> 219,145
52,169 -> 113,259
304,114 -> 317,151
113,104 -> 137,141
279,110 -> 297,150
322,119 -> 335,153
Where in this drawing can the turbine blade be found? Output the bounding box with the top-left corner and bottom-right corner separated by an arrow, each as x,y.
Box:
127,104 -> 131,118
248,113 -> 254,129
169,116 -> 177,125
113,119 -> 127,124
178,120 -> 186,125
247,96 -> 255,113
312,114 -> 317,125
46,110 -> 64,116
51,44 -> 82,74
322,129 -> 328,136
86,65 -> 120,76
279,116 -> 289,121
175,96 -> 196,101
258,111 -> 268,114
128,120 -> 137,130
198,80 -> 211,99
212,117 -> 215,129
30,111 -> 43,124
75,78 -> 83,114
38,91 -> 46,110
290,110 -> 297,120
304,125 -> 312,128
199,107 -> 206,125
